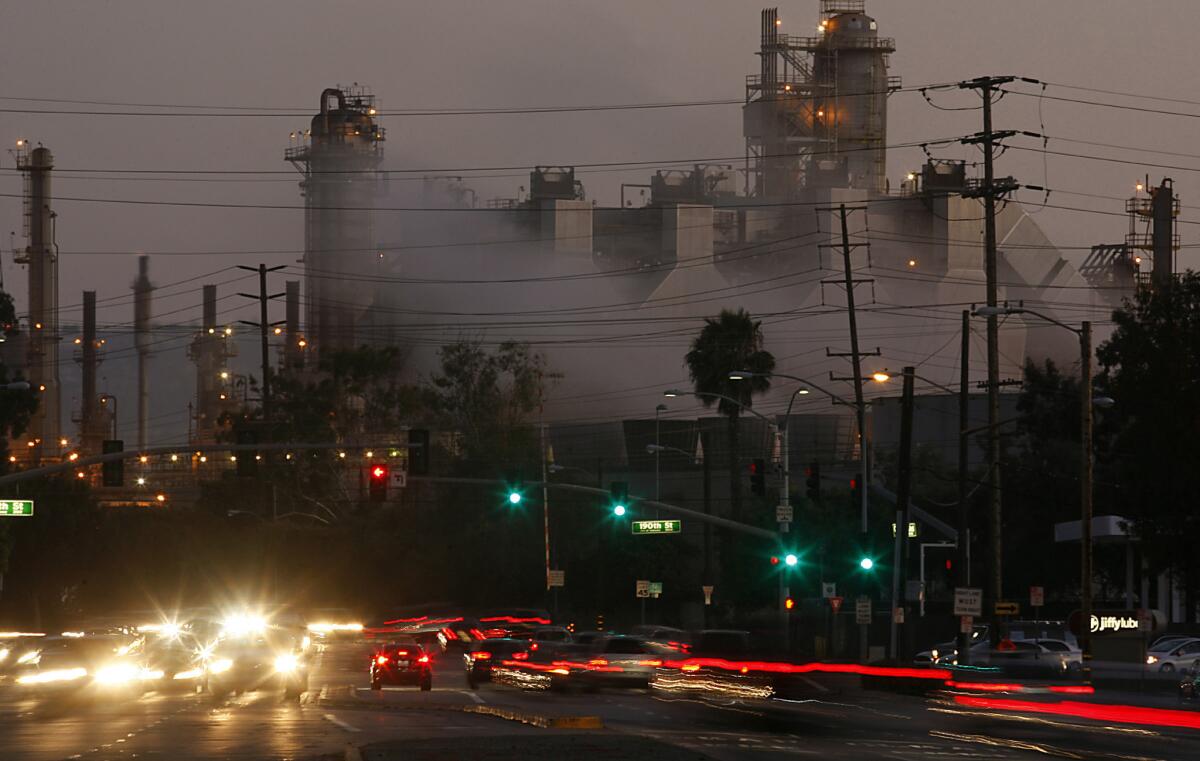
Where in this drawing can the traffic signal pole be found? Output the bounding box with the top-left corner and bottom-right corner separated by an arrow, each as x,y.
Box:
889,367 -> 915,660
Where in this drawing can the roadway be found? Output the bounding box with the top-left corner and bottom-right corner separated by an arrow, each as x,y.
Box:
1,639 -> 1199,760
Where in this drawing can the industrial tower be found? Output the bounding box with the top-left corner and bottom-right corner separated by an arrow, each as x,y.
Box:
743,2 -> 897,198
187,285 -> 237,444
14,142 -> 61,458
285,86 -> 385,358
132,256 -> 153,449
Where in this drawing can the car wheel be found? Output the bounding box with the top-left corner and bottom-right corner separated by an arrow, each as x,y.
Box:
1162,663 -> 1176,673
371,680 -> 382,691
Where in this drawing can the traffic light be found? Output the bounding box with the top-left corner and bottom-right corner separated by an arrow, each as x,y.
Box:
610,481 -> 629,516
102,439 -> 124,487
784,553 -> 799,568
784,596 -> 796,611
859,556 -> 875,571
505,470 -> 524,506
850,472 -> 862,507
749,458 -> 766,496
408,429 -> 429,476
368,463 -> 388,502
769,555 -> 780,566
805,461 -> 820,501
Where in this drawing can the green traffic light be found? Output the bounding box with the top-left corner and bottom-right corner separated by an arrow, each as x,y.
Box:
784,553 -> 799,567
613,504 -> 627,517
859,557 -> 875,571
508,492 -> 522,505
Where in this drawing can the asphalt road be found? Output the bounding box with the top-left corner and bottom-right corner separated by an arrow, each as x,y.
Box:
2,639 -> 1200,760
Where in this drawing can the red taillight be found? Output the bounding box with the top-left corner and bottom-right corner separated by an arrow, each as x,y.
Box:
530,643 -> 539,651
418,655 -> 430,664
512,651 -> 529,661
638,659 -> 663,667
396,650 -> 408,656
472,651 -> 492,660
375,655 -> 389,666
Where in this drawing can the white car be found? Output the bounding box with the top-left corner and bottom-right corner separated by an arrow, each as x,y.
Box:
1146,638 -> 1200,672
1032,638 -> 1082,671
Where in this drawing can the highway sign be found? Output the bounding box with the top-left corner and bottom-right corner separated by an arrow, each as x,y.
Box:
855,597 -> 872,625
821,582 -> 837,599
954,587 -> 982,617
829,596 -> 843,614
649,581 -> 663,597
776,504 -> 793,523
0,500 -> 33,517
1030,586 -> 1044,608
994,601 -> 1020,616
547,569 -> 565,588
632,520 -> 681,535
636,580 -> 651,598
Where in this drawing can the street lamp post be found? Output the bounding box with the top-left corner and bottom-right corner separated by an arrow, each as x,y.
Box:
655,403 -> 668,502
976,305 -> 1101,674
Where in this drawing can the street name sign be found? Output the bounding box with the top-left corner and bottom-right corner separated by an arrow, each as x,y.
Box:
648,581 -> 663,597
954,587 -> 982,617
632,520 -> 681,535
0,500 -> 33,517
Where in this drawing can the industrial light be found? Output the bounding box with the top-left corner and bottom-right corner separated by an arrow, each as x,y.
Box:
59,438 -> 68,446
170,454 -> 179,462
224,327 -> 233,336
906,172 -> 916,181
67,452 -> 78,461
775,18 -> 782,26
273,327 -> 282,335
199,456 -> 208,463
365,450 -> 374,458
907,259 -> 917,268
26,441 -> 34,448
338,451 -> 346,459
37,385 -> 45,392
15,139 -> 24,147
155,493 -> 166,503
73,338 -> 81,345
219,371 -> 229,380
207,328 -> 215,335
298,339 -> 308,348
139,455 -> 148,463
76,471 -> 85,479
871,371 -> 891,383
136,477 -> 146,486
229,455 -> 237,462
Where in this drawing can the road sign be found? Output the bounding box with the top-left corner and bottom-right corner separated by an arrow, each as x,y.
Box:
891,521 -> 919,538
0,500 -> 33,517
954,587 -> 982,617
960,615 -> 974,634
702,585 -> 714,605
775,504 -> 793,523
994,601 -> 1020,616
547,569 -> 565,588
636,580 -> 651,598
821,582 -> 837,599
389,470 -> 407,489
893,606 -> 905,624
855,597 -> 872,625
1030,585 -> 1044,608
829,596 -> 843,614
648,581 -> 663,597
632,520 -> 681,535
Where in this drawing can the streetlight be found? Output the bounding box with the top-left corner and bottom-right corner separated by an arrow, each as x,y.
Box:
975,304 -> 1100,674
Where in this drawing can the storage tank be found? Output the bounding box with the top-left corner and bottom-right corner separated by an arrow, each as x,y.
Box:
806,3 -> 895,193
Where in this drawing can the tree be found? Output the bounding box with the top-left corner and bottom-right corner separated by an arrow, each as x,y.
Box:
0,287 -> 39,596
1098,273 -> 1200,613
684,309 -> 775,522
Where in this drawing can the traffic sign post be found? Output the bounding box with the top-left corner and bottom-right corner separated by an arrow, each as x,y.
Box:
954,587 -> 982,617
631,520 -> 681,535
635,580 -> 650,598
775,504 -> 793,524
547,569 -> 565,588
855,597 -> 872,625
0,500 -> 33,517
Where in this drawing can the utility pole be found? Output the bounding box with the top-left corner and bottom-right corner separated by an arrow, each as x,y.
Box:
889,367 -> 915,660
1079,320 -> 1094,677
956,310 -> 972,665
819,204 -> 878,534
959,75 -> 1017,639
237,264 -> 286,433
701,428 -> 712,629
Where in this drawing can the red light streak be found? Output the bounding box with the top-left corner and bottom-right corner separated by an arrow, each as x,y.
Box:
478,615 -> 551,625
1049,684 -> 1095,694
954,695 -> 1200,730
945,681 -> 1026,692
661,658 -> 952,679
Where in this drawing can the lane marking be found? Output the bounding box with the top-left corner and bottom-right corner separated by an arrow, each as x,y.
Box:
460,690 -> 486,704
323,713 -> 362,733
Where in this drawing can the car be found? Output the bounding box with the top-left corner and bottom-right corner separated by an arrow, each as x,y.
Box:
575,635 -> 662,689
628,625 -> 690,650
369,639 -> 432,691
12,635 -> 153,699
1032,638 -> 1083,671
990,639 -> 1072,677
1146,638 -> 1200,673
143,630 -> 208,691
207,630 -> 309,698
464,638 -> 528,689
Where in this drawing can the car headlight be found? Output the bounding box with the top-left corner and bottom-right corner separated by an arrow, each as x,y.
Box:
95,662 -> 140,685
274,653 -> 300,673
1147,655 -> 1159,665
16,650 -> 40,665
0,647 -> 9,663
208,658 -> 233,675
17,667 -> 88,685
173,667 -> 204,681
930,649 -> 939,660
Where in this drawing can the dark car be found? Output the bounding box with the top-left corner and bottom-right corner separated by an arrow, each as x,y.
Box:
207,631 -> 309,699
13,635 -> 149,699
370,640 -> 432,691
464,638 -> 528,689
144,631 -> 207,691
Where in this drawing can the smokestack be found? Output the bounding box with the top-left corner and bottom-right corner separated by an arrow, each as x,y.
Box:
188,283 -> 237,444
133,256 -> 153,450
81,290 -> 98,452
285,280 -> 300,369
16,144 -> 61,458
202,284 -> 217,331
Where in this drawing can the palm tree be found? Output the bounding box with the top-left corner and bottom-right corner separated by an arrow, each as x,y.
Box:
685,308 -> 775,521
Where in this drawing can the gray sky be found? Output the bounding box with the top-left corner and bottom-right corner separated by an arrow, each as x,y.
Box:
0,0 -> 1195,390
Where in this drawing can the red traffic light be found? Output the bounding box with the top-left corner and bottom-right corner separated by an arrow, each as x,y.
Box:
769,556 -> 780,566
370,464 -> 388,481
